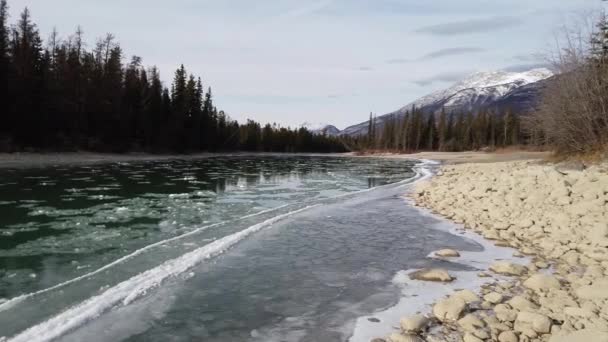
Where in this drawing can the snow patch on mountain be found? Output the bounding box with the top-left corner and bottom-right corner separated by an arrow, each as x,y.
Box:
400,68 -> 554,114
340,68 -> 554,136
301,122 -> 341,136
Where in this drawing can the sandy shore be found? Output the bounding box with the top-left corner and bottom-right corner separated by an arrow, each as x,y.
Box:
376,160 -> 608,342
365,151 -> 551,164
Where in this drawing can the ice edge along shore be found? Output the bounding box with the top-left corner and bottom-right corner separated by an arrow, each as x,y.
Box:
377,159 -> 608,342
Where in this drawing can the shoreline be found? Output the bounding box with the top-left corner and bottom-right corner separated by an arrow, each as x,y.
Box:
360,150 -> 551,164
0,150 -> 549,169
351,165 -> 528,341
375,159 -> 608,342
0,152 -> 353,169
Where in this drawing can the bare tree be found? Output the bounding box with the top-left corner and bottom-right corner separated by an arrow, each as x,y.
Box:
525,11 -> 608,155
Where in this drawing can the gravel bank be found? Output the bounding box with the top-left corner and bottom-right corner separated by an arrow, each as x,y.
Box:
377,160 -> 608,342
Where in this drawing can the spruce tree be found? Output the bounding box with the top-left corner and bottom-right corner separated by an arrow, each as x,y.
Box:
0,0 -> 10,141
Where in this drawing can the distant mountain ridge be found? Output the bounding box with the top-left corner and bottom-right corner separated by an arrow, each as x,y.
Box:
337,68 -> 554,137
301,122 -> 341,136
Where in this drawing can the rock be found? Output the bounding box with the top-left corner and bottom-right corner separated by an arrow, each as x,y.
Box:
484,292 -> 504,304
549,329 -> 608,342
458,314 -> 486,332
463,333 -> 484,342
563,306 -> 596,318
399,315 -> 429,333
523,274 -> 561,292
433,296 -> 467,322
555,160 -> 586,174
590,223 -> 608,247
517,218 -> 534,229
495,304 -> 518,322
507,296 -> 538,311
514,311 -> 552,334
453,289 -> 481,304
387,333 -> 424,342
575,278 -> 608,300
498,330 -> 519,342
490,261 -> 527,276
371,339 -> 387,342
409,268 -> 455,282
435,249 -> 460,257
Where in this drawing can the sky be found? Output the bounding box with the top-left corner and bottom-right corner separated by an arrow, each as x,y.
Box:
7,0 -> 604,129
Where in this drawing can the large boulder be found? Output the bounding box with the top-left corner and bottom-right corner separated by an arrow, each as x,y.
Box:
433,296 -> 467,322
514,311 -> 552,334
409,269 -> 455,282
490,261 -> 527,276
498,330 -> 519,342
495,304 -> 518,322
549,329 -> 608,342
458,314 -> 485,332
484,292 -> 504,304
523,274 -> 561,292
507,296 -> 538,311
453,289 -> 481,304
590,223 -> 608,247
575,278 -> 608,300
387,333 -> 425,342
399,314 -> 429,334
463,333 -> 484,342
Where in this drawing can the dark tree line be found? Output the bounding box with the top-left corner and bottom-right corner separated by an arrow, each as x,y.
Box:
351,107 -> 524,153
0,2 -> 347,153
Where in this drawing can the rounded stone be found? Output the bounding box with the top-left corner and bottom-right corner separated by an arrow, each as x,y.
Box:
433,296 -> 467,322
435,249 -> 461,257
399,314 -> 429,333
409,268 -> 455,282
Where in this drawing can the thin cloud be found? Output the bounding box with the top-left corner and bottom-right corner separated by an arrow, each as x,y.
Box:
387,47 -> 484,65
415,16 -> 523,36
358,66 -> 373,71
422,47 -> 485,60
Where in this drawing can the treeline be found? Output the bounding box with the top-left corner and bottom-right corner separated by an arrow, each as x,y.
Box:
350,108 -> 523,153
0,2 -> 347,153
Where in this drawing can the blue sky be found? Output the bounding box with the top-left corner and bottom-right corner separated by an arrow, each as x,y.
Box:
8,0 -> 603,128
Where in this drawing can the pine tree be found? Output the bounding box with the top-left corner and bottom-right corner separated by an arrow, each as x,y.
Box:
0,0 -> 10,141
11,7 -> 45,146
437,108 -> 447,151
367,112 -> 373,148
425,114 -> 436,150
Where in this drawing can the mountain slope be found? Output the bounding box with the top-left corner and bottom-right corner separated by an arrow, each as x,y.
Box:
341,68 -> 553,136
301,122 -> 341,136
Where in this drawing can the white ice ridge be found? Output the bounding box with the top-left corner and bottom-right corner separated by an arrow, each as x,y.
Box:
6,204 -> 320,342
0,204 -> 292,312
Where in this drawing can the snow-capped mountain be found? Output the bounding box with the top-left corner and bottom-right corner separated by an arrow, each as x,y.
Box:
340,68 -> 554,137
301,122 -> 341,136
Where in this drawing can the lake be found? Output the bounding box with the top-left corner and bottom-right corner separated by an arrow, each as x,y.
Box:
0,155 -> 482,342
